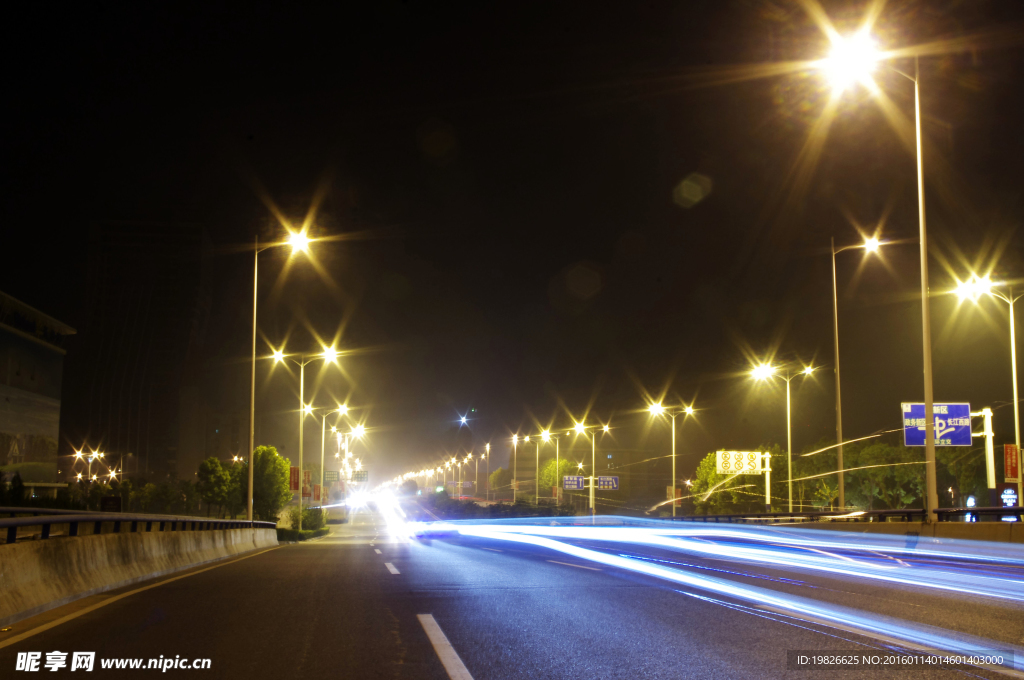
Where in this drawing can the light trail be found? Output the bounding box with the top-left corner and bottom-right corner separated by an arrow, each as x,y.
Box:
442,524 -> 1024,603
448,524 -> 1024,675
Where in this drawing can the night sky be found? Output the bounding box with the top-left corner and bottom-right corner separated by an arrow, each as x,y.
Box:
4,1 -> 1024,484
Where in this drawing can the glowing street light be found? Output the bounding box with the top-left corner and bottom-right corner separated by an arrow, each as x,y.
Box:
955,274 -> 1023,504
275,347 -> 342,530
570,421 -> 612,519
647,403 -> 697,517
820,31 -> 881,93
830,234 -> 888,511
248,228 -> 322,522
750,362 -> 815,512
815,28 -> 939,520
287,230 -> 312,253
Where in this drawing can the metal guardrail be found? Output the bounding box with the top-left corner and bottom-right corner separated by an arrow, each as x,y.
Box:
667,509 -> 925,523
665,507 -> 1024,523
1,511 -> 277,545
934,506 -> 1023,521
0,506 -> 85,517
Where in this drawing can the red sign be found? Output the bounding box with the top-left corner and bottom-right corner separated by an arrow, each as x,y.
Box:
290,466 -> 299,492
302,470 -> 312,498
1005,444 -> 1020,483
313,484 -> 321,502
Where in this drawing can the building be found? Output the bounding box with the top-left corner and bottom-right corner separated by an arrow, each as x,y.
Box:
0,290 -> 76,484
59,221 -> 211,481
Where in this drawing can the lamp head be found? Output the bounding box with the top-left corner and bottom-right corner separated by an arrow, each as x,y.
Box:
751,364 -> 775,381
956,274 -> 994,303
821,31 -> 880,93
287,230 -> 311,253
863,236 -> 881,253
648,403 -> 665,416
574,422 -> 586,435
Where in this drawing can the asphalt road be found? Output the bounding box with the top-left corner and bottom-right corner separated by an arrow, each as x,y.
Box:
2,509 -> 1022,679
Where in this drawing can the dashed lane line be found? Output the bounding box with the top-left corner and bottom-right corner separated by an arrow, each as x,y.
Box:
417,614 -> 474,680
385,562 -> 400,575
547,559 -> 601,571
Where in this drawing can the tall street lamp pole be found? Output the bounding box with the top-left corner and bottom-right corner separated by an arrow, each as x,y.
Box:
248,229 -> 314,521
831,236 -> 883,510
751,363 -> 815,512
570,422 -> 611,519
956,276 -> 1024,504
274,345 -> 339,530
512,435 -> 519,503
647,404 -> 695,517
820,38 -> 937,518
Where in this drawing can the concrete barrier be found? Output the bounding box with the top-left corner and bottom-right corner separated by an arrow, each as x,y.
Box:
791,520 -> 1024,543
0,527 -> 277,627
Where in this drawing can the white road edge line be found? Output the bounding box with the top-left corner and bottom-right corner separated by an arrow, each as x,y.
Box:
547,559 -> 601,571
480,547 -> 503,552
374,549 -> 382,554
417,614 -> 474,680
385,562 -> 400,574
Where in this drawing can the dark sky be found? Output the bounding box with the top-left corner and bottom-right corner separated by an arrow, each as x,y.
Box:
4,0 -> 1024,485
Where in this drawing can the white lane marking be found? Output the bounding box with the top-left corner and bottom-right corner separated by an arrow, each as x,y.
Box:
374,549 -> 382,554
480,547 -> 503,552
417,614 -> 474,680
0,546 -> 281,650
547,559 -> 601,571
385,562 -> 400,574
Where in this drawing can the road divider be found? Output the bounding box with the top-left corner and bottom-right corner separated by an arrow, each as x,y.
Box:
0,526 -> 277,627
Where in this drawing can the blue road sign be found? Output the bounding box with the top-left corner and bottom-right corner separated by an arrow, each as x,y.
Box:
902,402 -> 972,446
563,475 -> 585,490
597,476 -> 619,491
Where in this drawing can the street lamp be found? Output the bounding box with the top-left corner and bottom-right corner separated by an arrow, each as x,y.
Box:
314,405 -> 350,508
248,228 -> 318,521
569,422 -> 611,519
536,430 -> 562,505
647,403 -> 696,517
817,33 -> 939,519
955,274 -> 1023,505
751,363 -> 815,512
274,345 -> 339,529
831,235 -> 885,511
511,435 -> 519,503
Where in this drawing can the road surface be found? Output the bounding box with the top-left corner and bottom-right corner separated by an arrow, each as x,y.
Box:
2,507 -> 1022,678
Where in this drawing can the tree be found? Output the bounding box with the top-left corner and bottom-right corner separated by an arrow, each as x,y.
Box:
488,467 -> 512,496
538,458 -> 576,496
235,446 -> 292,522
399,479 -> 418,496
196,457 -> 231,517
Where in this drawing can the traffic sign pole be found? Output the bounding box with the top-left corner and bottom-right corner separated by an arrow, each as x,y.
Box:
973,408 -> 997,506
764,452 -> 771,513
